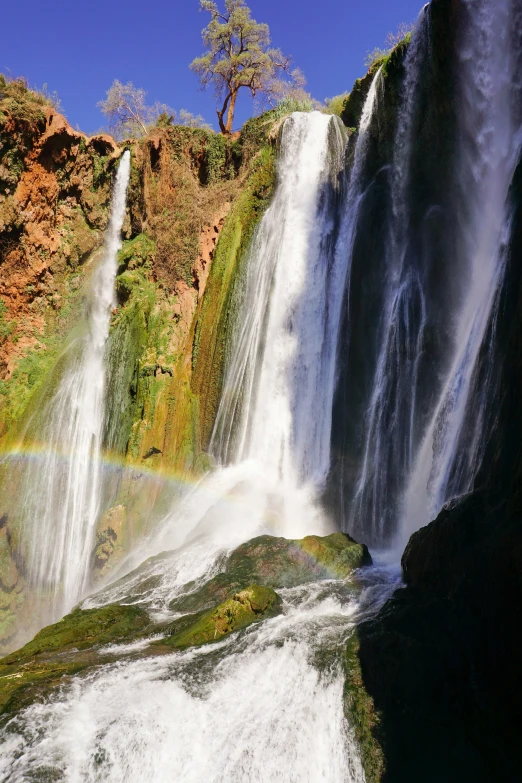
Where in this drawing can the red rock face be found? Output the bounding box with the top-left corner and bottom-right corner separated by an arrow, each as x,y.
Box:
0,104 -> 120,382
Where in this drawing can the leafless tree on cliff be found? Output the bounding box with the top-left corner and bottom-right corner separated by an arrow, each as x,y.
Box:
98,80 -> 210,139
190,0 -> 304,135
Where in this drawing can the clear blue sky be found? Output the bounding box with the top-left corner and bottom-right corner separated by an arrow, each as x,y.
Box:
3,0 -> 425,134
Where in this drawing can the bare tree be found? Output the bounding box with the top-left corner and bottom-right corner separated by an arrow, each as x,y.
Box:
98,80 -> 151,138
98,80 -> 211,139
364,21 -> 415,69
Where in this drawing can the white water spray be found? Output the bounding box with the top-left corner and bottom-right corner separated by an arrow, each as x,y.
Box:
0,570 -> 401,783
20,150 -> 131,616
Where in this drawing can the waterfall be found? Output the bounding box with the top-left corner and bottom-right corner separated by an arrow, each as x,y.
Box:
346,9 -> 432,545
338,0 -> 522,550
399,0 -> 521,545
0,119 -> 390,781
19,150 -> 131,616
208,112 -> 350,535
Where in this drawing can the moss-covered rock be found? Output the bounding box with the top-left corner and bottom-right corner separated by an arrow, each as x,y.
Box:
163,584 -> 281,650
343,632 -> 384,783
191,144 -> 276,447
0,604 -> 150,716
1,604 -> 150,664
171,532 -> 371,614
0,584 -> 280,715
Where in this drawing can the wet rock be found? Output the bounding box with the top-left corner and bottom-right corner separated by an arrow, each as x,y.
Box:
170,532 -> 371,613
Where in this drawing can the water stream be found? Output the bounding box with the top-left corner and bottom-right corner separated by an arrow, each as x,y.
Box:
18,150 -> 131,619
341,0 -> 522,550
399,0 -> 522,545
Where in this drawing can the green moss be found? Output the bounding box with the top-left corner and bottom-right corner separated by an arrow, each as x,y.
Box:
341,35 -> 411,129
92,154 -> 110,189
0,301 -> 13,344
104,268 -> 157,455
163,585 -> 281,650
2,604 -> 149,665
192,144 -> 276,446
343,632 -> 385,783
0,604 -> 150,715
117,233 -> 155,271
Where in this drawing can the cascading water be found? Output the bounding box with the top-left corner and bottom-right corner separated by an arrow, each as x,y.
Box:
338,0 -> 522,550
0,116 -> 397,782
210,88 -> 382,541
399,0 -> 522,546
212,114 -> 346,480
208,111 -> 349,537
346,11 -> 431,546
3,0 -> 522,776
19,150 -> 131,617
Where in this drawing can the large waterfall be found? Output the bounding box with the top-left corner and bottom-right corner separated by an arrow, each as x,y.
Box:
2,0 -> 522,778
19,150 -> 131,618
400,0 -> 522,546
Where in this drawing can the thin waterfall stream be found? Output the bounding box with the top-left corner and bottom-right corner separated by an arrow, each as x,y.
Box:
19,150 -> 131,620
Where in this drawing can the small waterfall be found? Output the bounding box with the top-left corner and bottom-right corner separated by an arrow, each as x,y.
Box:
346,9 -> 431,544
20,150 -> 131,616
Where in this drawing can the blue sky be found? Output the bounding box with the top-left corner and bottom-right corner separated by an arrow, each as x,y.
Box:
3,0 -> 424,134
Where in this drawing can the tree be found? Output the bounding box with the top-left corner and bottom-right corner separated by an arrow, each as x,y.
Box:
190,0 -> 303,134
98,80 -> 151,138
98,80 -> 211,139
364,21 -> 414,69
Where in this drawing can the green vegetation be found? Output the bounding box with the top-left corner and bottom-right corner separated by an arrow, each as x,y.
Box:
0,302 -> 13,344
191,141 -> 276,445
0,74 -> 53,128
342,33 -> 412,130
364,23 -> 413,71
323,93 -> 350,118
1,604 -> 150,664
344,633 -> 385,783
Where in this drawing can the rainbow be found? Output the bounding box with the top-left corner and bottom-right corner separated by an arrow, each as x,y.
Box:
0,442 -> 204,493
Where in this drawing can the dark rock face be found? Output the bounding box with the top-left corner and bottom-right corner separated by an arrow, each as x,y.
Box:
357,490 -> 522,783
